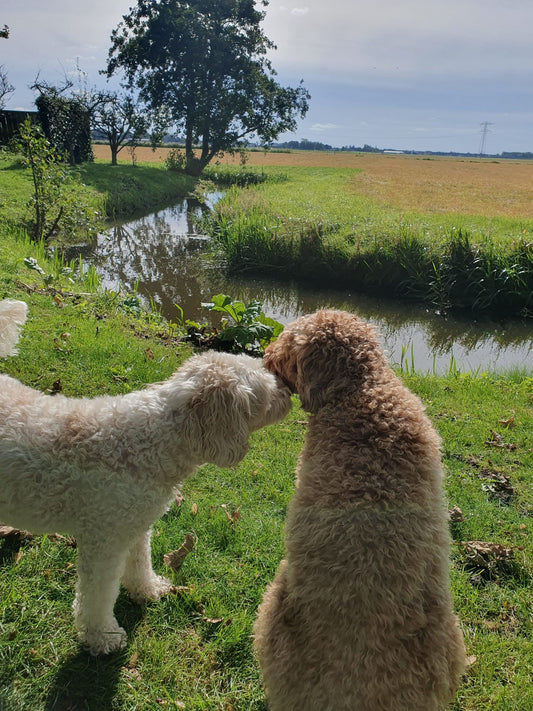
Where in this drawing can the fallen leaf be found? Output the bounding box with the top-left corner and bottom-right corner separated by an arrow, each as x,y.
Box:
479,469 -> 514,504
163,534 -> 196,572
112,373 -> 128,383
498,417 -> 515,428
459,540 -> 517,584
221,504 -> 240,524
121,666 -> 141,681
448,505 -> 464,523
50,379 -> 63,394
484,430 -> 517,450
14,550 -> 23,564
144,348 -> 154,361
202,617 -> 224,624
0,526 -> 32,539
49,533 -> 77,547
191,502 -> 198,516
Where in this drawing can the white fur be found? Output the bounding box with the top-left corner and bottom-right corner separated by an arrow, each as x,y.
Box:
0,301 -> 290,654
0,300 -> 27,357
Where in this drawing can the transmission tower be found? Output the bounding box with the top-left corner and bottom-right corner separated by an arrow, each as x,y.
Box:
478,122 -> 494,156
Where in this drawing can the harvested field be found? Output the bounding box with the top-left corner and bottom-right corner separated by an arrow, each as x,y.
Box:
92,144 -> 533,219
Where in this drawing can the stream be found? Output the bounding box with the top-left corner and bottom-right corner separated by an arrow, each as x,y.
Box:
70,199 -> 533,374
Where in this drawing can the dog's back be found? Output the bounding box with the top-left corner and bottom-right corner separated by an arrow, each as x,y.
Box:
255,310 -> 466,710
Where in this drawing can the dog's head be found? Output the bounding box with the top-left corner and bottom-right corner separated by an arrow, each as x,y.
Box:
264,309 -> 386,413
180,352 -> 291,468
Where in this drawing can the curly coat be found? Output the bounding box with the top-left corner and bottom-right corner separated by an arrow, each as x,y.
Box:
0,301 -> 290,654
253,309 -> 466,711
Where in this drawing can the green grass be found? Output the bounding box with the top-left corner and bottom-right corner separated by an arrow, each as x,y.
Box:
1,298 -> 532,709
0,152 -> 196,229
80,160 -> 196,219
1,177 -> 533,709
202,166 -> 533,318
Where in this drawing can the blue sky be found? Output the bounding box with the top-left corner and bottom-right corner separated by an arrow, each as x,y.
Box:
2,0 -> 533,153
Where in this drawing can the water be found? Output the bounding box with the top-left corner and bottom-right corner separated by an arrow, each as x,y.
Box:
72,200 -> 533,374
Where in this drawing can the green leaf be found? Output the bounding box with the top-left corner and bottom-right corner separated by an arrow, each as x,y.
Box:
24,257 -> 45,275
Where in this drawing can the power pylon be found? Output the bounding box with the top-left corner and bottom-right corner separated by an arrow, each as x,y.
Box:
479,122 -> 494,156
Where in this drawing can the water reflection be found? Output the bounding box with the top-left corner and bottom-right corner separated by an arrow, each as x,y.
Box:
73,202 -> 533,373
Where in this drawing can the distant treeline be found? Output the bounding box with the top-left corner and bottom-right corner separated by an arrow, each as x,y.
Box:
270,139 -> 533,160
271,139 -> 381,153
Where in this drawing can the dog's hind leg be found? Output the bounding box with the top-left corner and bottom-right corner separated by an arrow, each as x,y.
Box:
73,539 -> 128,655
121,529 -> 175,602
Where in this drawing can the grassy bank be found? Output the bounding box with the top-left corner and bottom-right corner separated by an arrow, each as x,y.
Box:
201,164 -> 533,318
1,222 -> 533,709
80,160 -> 196,220
0,152 -> 196,231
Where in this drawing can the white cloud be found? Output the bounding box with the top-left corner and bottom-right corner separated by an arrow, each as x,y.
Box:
291,7 -> 309,15
264,0 -> 533,87
310,123 -> 338,132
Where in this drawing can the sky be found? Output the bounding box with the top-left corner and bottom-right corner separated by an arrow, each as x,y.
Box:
2,0 -> 533,154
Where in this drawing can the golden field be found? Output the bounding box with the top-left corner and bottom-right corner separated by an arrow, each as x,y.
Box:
91,144 -> 533,219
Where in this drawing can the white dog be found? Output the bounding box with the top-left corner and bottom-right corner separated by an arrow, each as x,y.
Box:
0,300 -> 290,654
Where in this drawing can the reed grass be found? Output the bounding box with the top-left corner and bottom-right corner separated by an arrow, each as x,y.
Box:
204,166 -> 533,318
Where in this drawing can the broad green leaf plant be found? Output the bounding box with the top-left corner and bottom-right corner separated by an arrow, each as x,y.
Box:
201,293 -> 283,354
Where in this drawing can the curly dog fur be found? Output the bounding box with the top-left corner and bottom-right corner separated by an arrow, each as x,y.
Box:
0,299 -> 27,357
0,301 -> 290,654
254,309 -> 466,711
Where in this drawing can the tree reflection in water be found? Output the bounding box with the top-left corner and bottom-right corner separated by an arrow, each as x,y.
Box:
70,201 -> 533,374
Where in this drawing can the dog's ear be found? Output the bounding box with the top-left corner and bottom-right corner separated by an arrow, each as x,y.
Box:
294,337 -> 352,412
183,383 -> 251,468
267,311 -> 386,413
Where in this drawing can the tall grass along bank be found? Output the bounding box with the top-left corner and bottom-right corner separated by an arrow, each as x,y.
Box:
203,165 -> 533,319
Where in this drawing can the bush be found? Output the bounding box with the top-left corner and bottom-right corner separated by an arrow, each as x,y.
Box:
14,118 -> 102,244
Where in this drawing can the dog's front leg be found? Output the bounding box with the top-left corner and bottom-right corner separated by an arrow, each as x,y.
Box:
121,529 -> 175,602
73,538 -> 129,655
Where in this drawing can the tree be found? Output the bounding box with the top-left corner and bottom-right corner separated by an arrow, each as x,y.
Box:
92,91 -> 149,165
15,118 -> 102,243
0,24 -> 13,108
32,78 -> 93,165
105,0 -> 310,176
0,66 -> 14,109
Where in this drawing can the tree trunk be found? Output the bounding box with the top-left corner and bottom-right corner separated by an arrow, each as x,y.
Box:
184,122 -> 203,175
110,143 -> 118,166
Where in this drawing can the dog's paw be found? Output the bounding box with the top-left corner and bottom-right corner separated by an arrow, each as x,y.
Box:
126,575 -> 177,603
79,625 -> 128,656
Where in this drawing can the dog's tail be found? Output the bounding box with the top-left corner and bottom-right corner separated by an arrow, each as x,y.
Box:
0,300 -> 27,358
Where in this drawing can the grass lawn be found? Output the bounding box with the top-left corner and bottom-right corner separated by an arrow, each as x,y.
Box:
0,151 -> 196,230
1,148 -> 533,709
0,224 -> 532,709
